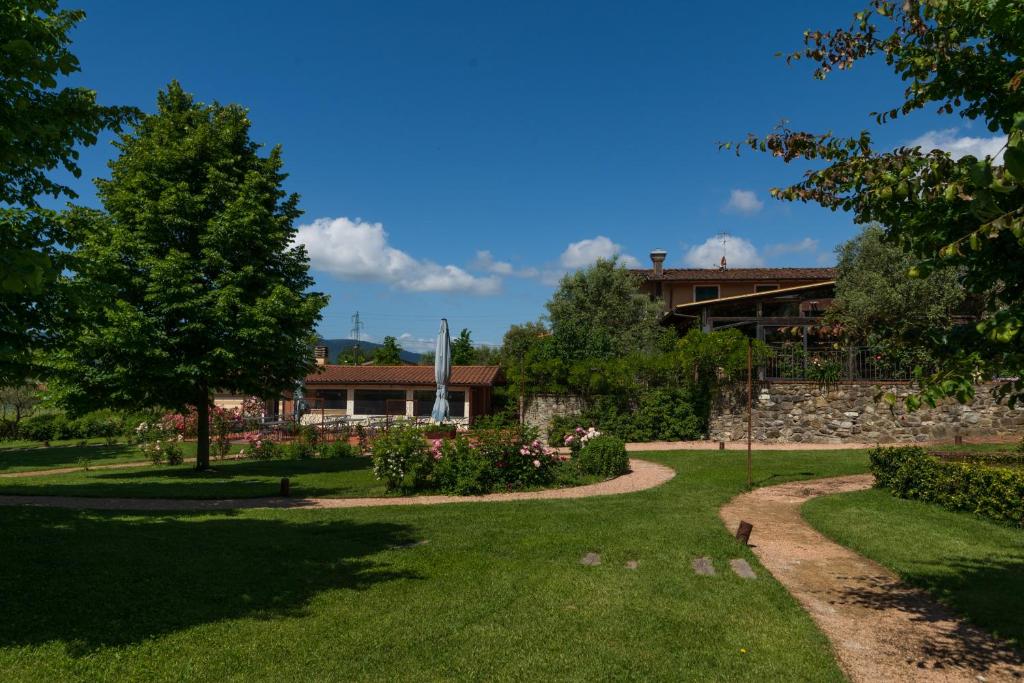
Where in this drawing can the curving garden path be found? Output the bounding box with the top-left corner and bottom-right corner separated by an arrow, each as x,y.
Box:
0,458 -> 675,511
720,475 -> 1024,682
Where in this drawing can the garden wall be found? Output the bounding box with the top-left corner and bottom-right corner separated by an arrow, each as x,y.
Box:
524,394 -> 585,440
710,381 -> 1024,444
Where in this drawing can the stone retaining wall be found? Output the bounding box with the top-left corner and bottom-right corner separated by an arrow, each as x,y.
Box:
710,381 -> 1024,444
523,394 -> 585,440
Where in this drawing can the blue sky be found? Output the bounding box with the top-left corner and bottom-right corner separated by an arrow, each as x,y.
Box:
55,1 -> 1006,351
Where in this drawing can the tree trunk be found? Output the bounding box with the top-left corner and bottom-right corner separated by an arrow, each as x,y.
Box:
195,383 -> 210,471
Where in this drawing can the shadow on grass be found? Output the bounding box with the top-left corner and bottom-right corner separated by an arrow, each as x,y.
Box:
836,555 -> 1024,671
0,443 -> 138,471
0,507 -> 420,654
88,456 -> 373,481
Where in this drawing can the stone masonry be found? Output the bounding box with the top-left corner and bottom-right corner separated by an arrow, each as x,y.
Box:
710,382 -> 1024,444
523,394 -> 585,441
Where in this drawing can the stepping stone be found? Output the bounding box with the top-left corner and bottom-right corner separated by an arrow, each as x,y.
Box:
729,558 -> 756,579
692,557 -> 716,576
579,552 -> 601,566
390,540 -> 429,550
624,560 -> 639,570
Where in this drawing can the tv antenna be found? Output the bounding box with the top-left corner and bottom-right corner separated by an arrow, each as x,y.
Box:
718,232 -> 730,270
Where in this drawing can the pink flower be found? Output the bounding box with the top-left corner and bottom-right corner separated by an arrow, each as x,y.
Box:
532,459 -> 541,468
564,434 -> 575,445
520,446 -> 531,456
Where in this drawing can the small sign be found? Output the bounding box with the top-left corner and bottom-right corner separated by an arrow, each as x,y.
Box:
735,521 -> 753,545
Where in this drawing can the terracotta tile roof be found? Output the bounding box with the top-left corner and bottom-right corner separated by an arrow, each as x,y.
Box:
631,267 -> 836,282
306,365 -> 504,387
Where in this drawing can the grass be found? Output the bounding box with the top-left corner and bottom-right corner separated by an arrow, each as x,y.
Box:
0,451 -> 606,499
0,456 -> 383,499
0,440 -> 242,474
0,439 -> 148,473
803,487 -> 1024,649
0,449 -> 870,682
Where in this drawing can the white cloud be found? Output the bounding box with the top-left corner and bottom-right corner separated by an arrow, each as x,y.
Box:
559,236 -> 640,269
763,237 -> 819,259
906,128 -> 1007,161
683,234 -> 764,268
471,250 -> 539,278
397,332 -> 437,353
295,217 -> 501,295
723,189 -> 764,215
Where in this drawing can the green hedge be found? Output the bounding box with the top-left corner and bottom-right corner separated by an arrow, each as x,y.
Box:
15,409 -> 160,443
574,434 -> 630,477
869,446 -> 1024,526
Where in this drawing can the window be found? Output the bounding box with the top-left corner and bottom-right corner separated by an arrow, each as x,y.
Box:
449,391 -> 466,417
413,390 -> 466,417
755,284 -> 779,293
413,390 -> 435,417
353,389 -> 406,415
313,389 -> 347,410
694,285 -> 719,302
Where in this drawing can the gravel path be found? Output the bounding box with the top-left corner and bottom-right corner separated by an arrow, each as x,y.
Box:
0,458 -> 675,511
720,475 -> 1024,682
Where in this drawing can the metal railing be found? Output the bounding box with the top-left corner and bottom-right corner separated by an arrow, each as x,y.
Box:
762,345 -> 915,382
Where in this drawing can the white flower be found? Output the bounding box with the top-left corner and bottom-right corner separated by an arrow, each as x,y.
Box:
532,459 -> 541,468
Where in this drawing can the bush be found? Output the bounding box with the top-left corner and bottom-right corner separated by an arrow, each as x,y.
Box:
248,438 -> 281,461
869,446 -> 1024,526
318,440 -> 357,459
431,436 -> 494,495
473,426 -> 561,490
19,412 -> 62,442
371,425 -> 430,491
573,434 -> 629,477
547,388 -> 704,445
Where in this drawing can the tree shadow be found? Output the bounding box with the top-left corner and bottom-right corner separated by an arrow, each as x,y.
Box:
88,456 -> 373,481
0,507 -> 421,655
0,443 -> 136,471
834,555 -> 1024,674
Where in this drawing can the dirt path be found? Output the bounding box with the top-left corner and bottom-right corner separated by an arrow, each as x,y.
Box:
720,475 -> 1024,682
0,458 -> 674,512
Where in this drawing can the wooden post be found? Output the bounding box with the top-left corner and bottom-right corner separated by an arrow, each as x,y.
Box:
736,520 -> 753,545
747,338 -> 753,489
280,477 -> 290,497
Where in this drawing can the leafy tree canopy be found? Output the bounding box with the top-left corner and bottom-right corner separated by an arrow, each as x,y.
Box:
372,336 -> 404,365
451,328 -> 475,365
0,1 -> 133,384
546,259 -> 664,362
46,82 -> 327,468
729,0 -> 1024,406
337,345 -> 368,365
829,224 -> 967,348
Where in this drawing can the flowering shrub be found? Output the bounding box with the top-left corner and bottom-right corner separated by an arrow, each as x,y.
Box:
371,425 -> 431,491
431,436 -> 493,495
135,421 -> 185,465
563,426 -> 601,457
432,426 -> 564,493
244,432 -> 281,461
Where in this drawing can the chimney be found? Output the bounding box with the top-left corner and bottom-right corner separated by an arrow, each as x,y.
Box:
649,249 -> 667,277
314,345 -> 328,366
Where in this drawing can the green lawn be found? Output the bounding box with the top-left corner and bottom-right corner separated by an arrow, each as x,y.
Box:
0,449 -> 869,682
0,439 -> 146,473
803,487 -> 1024,648
0,456 -> 383,499
0,440 -> 241,474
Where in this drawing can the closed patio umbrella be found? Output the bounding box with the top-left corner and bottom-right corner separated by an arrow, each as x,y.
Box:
431,318 -> 451,423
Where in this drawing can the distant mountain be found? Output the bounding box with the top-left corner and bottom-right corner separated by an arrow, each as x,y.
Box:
317,338 -> 422,365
